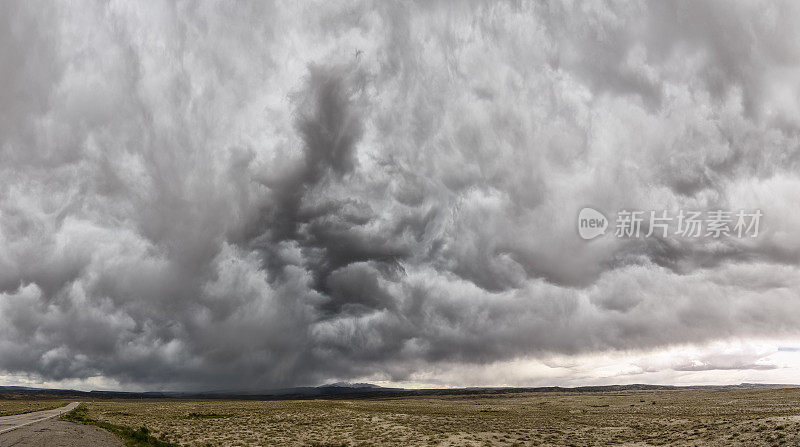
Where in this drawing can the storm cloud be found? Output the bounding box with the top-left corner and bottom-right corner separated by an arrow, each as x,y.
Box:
2,1 -> 800,390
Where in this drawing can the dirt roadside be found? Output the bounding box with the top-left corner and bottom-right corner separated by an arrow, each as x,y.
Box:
0,418 -> 122,447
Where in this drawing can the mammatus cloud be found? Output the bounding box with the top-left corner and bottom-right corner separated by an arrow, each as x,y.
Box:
1,1 -> 800,390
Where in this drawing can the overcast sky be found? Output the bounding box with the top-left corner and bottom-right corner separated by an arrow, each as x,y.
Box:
2,1 -> 800,391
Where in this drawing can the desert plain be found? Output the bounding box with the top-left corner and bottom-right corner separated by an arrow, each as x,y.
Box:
3,387 -> 800,446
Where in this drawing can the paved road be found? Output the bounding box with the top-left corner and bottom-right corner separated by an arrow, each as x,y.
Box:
0,403 -> 79,436
0,403 -> 121,447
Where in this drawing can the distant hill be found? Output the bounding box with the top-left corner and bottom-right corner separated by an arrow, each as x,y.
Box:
1,383 -> 797,401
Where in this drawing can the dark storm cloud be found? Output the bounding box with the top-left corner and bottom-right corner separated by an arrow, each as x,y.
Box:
2,0 -> 800,390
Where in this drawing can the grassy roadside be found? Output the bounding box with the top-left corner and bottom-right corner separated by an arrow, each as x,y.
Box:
61,404 -> 175,447
0,400 -> 71,417
0,407 -> 59,417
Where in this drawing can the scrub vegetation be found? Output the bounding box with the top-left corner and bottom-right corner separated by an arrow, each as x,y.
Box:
48,387 -> 800,446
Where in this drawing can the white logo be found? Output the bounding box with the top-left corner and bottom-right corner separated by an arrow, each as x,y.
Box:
577,207 -> 762,240
578,207 -> 608,240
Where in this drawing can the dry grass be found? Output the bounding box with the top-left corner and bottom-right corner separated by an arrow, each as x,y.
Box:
61,388 -> 800,446
0,399 -> 72,416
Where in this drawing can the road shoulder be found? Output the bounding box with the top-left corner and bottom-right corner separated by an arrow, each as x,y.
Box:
0,417 -> 123,447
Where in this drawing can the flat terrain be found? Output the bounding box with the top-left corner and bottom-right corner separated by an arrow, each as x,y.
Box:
0,402 -> 120,446
0,418 -> 122,447
0,402 -> 78,435
0,401 -> 71,418
53,387 -> 800,446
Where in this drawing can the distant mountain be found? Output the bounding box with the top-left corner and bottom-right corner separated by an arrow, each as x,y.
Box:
1,383 -> 797,401
0,386 -> 38,391
323,382 -> 384,388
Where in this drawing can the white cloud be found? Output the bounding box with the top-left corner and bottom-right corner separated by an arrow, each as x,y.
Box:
1,1 -> 800,390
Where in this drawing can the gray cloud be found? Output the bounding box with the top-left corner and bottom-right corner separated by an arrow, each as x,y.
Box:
2,0 -> 800,390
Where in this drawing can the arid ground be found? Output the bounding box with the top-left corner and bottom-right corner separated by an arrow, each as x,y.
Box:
4,387 -> 797,446
0,418 -> 122,447
0,400 -> 71,417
